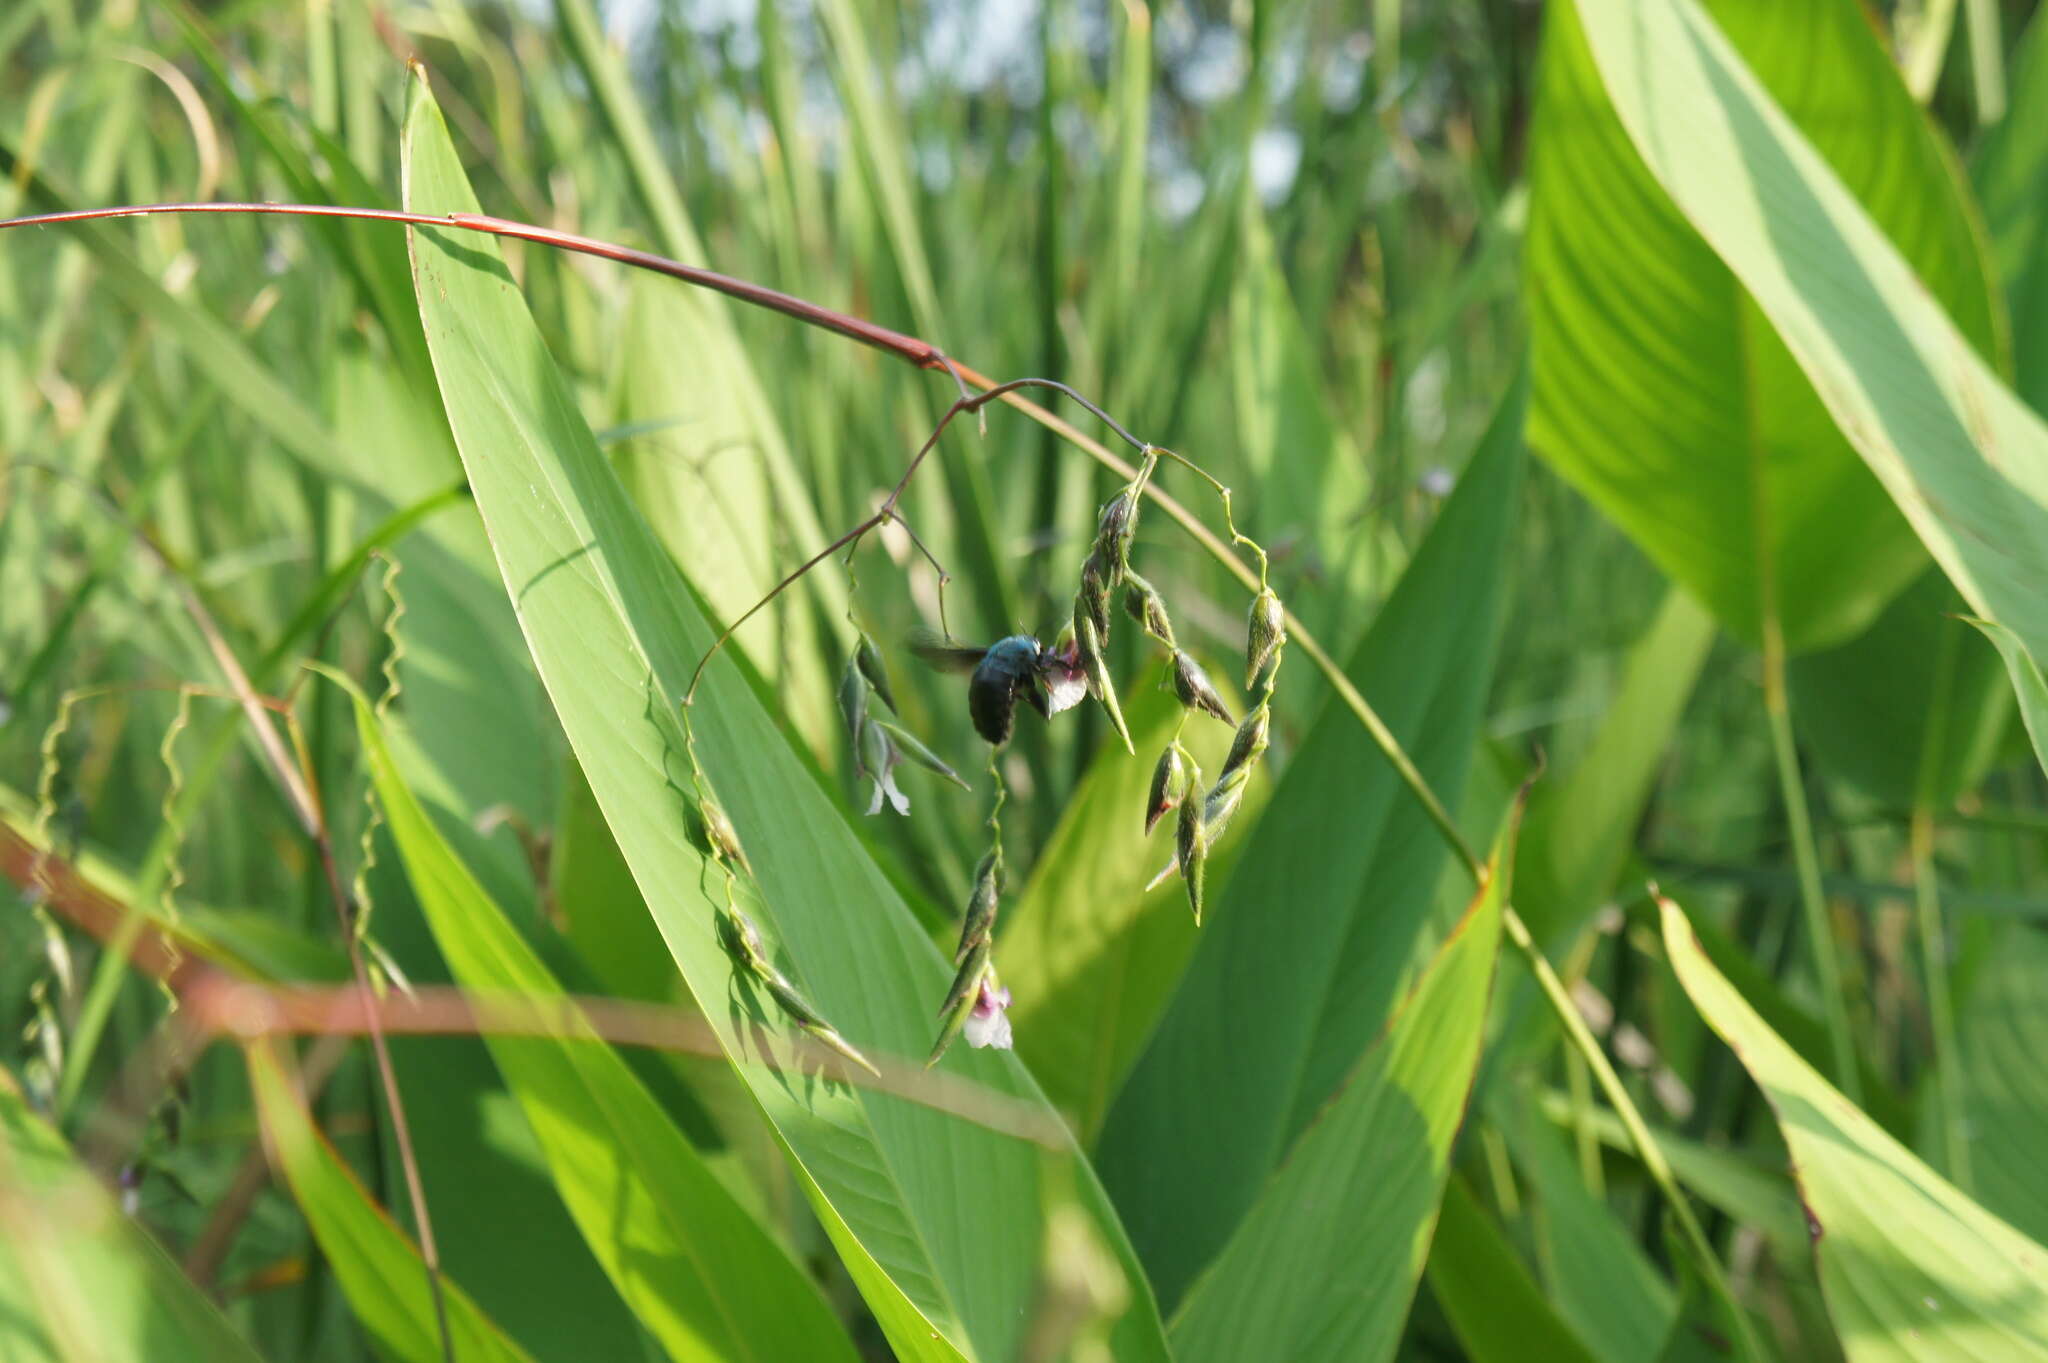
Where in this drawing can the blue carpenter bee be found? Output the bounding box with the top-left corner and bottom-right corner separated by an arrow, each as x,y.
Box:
911,630 -> 1088,746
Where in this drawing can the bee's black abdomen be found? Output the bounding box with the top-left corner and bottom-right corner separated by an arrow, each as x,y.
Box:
968,659 -> 1022,745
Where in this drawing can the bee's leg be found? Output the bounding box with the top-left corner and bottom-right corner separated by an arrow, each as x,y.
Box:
1023,677 -> 1052,721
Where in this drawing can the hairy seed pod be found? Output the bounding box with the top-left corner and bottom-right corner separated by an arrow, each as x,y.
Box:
1076,614 -> 1135,752
838,653 -> 870,743
955,850 -> 1003,964
1176,784 -> 1209,924
701,799 -> 749,872
1221,703 -> 1271,782
1094,488 -> 1139,574
1245,589 -> 1286,692
1172,651 -> 1235,725
1077,555 -> 1114,644
1145,744 -> 1188,835
855,635 -> 896,715
1123,574 -> 1176,647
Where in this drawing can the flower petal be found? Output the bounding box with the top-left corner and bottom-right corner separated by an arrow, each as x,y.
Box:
964,1007 -> 1013,1050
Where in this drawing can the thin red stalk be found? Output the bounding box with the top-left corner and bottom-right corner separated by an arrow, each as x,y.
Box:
0,824 -> 1062,1146
0,202 -> 944,368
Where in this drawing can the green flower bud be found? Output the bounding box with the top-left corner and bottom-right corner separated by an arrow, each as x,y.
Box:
1172,651 -> 1235,726
877,720 -> 970,791
1145,744 -> 1188,835
1077,555 -> 1114,644
805,1021 -> 880,1077
1203,766 -> 1251,841
1123,573 -> 1176,647
1246,589 -> 1286,692
716,908 -> 767,970
954,849 -> 1003,964
1094,487 -> 1139,574
856,634 -> 896,715
838,653 -> 869,741
938,935 -> 991,1021
1221,703 -> 1270,782
701,799 -> 750,872
1076,614 -> 1134,753
1176,783 -> 1209,925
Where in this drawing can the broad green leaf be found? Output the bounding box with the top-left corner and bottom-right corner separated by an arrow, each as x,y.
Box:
1568,0 -> 2048,771
400,78 -> 1169,1363
1000,687 -> 1250,1140
1790,570 -> 2010,805
1098,372 -> 1524,1307
1659,896 -> 2048,1361
1973,9 -> 2048,413
0,1069 -> 265,1363
246,1044 -> 538,1363
1425,1172 -> 1605,1363
1528,0 -> 2000,652
1167,810 -> 1514,1363
1955,922 -> 2048,1245
352,689 -> 861,1363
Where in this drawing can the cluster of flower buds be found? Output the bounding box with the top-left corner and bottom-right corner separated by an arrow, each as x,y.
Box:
1068,486 -> 1143,752
716,903 -> 878,1076
1146,586 -> 1286,921
928,847 -> 1012,1064
840,632 -> 968,815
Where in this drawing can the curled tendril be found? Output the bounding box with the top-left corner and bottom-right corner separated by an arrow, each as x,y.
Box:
352,551 -> 411,994
155,685 -> 196,999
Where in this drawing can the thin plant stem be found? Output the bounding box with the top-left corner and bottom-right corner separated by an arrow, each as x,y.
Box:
1910,805 -> 1971,1191
1761,624 -> 1862,1102
1964,0 -> 2006,124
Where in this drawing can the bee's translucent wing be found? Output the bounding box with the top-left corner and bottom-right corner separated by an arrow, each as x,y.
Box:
908,627 -> 988,675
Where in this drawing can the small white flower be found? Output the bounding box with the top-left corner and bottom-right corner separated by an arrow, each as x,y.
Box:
860,720 -> 910,815
1419,465 -> 1455,498
963,981 -> 1014,1050
1042,641 -> 1088,716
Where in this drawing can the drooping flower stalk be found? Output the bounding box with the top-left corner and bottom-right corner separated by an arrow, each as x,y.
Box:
929,747 -> 1011,1065
682,705 -> 877,1076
